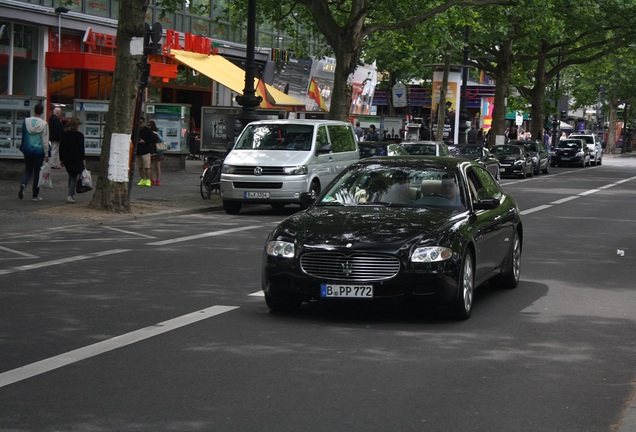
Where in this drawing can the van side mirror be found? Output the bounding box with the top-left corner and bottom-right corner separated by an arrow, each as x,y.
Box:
316,143 -> 332,154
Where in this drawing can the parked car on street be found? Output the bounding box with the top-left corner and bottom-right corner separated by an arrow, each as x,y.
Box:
448,144 -> 501,181
400,140 -> 450,156
220,119 -> 359,214
510,140 -> 551,175
262,156 -> 523,320
551,138 -> 591,167
568,133 -> 603,165
490,144 -> 533,178
358,141 -> 409,159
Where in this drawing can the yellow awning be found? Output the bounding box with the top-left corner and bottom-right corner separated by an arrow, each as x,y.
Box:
171,49 -> 305,107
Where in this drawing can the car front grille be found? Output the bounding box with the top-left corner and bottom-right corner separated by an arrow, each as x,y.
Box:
300,252 -> 401,282
233,166 -> 287,175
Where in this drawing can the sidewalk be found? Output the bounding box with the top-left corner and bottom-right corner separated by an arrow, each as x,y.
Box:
0,159 -> 222,236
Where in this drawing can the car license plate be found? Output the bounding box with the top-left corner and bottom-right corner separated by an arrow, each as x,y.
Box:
320,283 -> 373,298
244,191 -> 270,199
561,157 -> 570,160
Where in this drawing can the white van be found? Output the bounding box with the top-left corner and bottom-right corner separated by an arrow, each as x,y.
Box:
220,119 -> 359,214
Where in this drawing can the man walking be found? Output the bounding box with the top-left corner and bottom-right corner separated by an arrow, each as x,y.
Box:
136,117 -> 156,186
48,106 -> 63,168
19,104 -> 49,201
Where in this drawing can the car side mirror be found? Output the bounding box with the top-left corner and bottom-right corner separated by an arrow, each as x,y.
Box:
316,143 -> 332,154
473,198 -> 500,210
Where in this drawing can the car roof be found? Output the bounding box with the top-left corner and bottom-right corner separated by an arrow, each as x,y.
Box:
401,140 -> 446,145
246,119 -> 352,126
355,155 -> 473,170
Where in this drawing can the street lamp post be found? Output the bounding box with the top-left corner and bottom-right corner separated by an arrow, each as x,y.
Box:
235,0 -> 262,129
458,26 -> 470,145
54,6 -> 69,52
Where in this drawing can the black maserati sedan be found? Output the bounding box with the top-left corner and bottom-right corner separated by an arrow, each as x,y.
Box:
551,138 -> 591,167
262,157 -> 523,320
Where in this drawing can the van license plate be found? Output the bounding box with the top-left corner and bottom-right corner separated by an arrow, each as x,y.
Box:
244,191 -> 270,199
320,284 -> 373,298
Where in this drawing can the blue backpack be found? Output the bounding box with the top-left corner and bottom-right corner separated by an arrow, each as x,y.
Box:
19,119 -> 44,157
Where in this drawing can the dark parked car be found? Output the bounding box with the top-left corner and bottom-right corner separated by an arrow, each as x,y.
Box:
568,134 -> 603,165
490,144 -> 533,178
400,140 -> 450,156
551,139 -> 591,167
510,140 -> 551,175
262,156 -> 523,320
358,141 -> 409,159
448,144 -> 501,181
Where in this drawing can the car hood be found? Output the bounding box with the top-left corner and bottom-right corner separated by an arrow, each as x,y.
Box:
272,206 -> 461,251
496,154 -> 521,163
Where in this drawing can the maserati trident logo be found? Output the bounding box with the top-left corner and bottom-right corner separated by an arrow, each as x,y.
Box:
341,261 -> 353,276
254,166 -> 263,175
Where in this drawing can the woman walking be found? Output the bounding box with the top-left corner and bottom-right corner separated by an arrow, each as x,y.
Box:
59,117 -> 86,204
148,120 -> 164,186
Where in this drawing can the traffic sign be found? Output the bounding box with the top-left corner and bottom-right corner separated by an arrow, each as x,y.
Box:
392,83 -> 407,108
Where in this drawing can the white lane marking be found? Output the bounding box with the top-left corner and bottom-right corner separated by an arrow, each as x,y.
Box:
599,184 -> 617,190
616,176 -> 636,184
578,189 -> 600,196
0,246 -> 38,259
249,291 -> 264,296
520,205 -> 553,215
148,225 -> 262,246
0,249 -> 130,276
550,196 -> 581,205
0,305 -> 239,388
102,226 -> 157,239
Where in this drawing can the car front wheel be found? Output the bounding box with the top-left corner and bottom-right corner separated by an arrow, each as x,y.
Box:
265,292 -> 302,313
492,230 -> 521,289
223,200 -> 242,215
451,251 -> 474,320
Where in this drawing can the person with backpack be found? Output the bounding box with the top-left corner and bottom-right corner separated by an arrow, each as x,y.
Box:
18,104 -> 50,201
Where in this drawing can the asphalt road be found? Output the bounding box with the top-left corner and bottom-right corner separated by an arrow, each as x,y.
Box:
1,157 -> 635,432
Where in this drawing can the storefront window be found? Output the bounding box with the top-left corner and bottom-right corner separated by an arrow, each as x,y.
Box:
12,24 -> 39,96
49,70 -> 75,105
0,21 -> 10,95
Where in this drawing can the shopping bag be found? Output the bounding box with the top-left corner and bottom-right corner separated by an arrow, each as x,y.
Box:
76,178 -> 92,194
81,169 -> 93,188
38,162 -> 53,189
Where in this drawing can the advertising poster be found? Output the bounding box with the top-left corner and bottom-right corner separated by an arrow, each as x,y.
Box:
200,107 -> 240,152
146,104 -> 190,152
431,71 -> 461,143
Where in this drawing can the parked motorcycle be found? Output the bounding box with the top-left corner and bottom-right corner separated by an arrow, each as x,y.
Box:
200,154 -> 223,199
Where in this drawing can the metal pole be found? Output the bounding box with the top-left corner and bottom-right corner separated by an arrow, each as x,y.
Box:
235,0 -> 262,129
458,26 -> 470,145
58,14 -> 61,52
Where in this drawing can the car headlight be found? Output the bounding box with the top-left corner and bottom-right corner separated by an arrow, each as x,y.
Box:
266,241 -> 295,258
576,151 -> 584,157
514,160 -> 524,166
411,246 -> 453,263
222,164 -> 236,174
283,165 -> 308,175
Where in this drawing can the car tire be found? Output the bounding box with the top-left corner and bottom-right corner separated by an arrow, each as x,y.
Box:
542,163 -> 549,174
301,180 -> 321,210
223,200 -> 242,215
451,250 -> 474,320
265,292 -> 302,313
491,230 -> 521,289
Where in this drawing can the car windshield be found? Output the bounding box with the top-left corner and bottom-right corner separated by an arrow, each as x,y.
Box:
234,124 -> 314,151
522,143 -> 538,152
401,143 -> 436,155
449,146 -> 481,157
320,164 -> 466,210
492,145 -> 521,155
557,140 -> 581,149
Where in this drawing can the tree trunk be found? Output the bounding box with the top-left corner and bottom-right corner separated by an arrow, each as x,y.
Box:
529,52 -> 548,141
607,100 -> 618,154
88,0 -> 148,213
488,38 -> 513,147
436,49 -> 451,141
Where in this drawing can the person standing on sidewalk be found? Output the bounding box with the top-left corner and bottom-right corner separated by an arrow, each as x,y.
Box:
48,106 -> 63,169
148,120 -> 164,186
59,117 -> 86,204
18,103 -> 49,201
136,117 -> 157,187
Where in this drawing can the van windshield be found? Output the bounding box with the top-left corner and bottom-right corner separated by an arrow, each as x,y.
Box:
234,124 -> 314,151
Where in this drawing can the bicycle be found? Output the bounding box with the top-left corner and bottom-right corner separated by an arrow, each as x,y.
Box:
200,155 -> 223,199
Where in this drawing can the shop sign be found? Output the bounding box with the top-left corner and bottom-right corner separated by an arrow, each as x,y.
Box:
164,30 -> 219,55
83,27 -> 117,51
